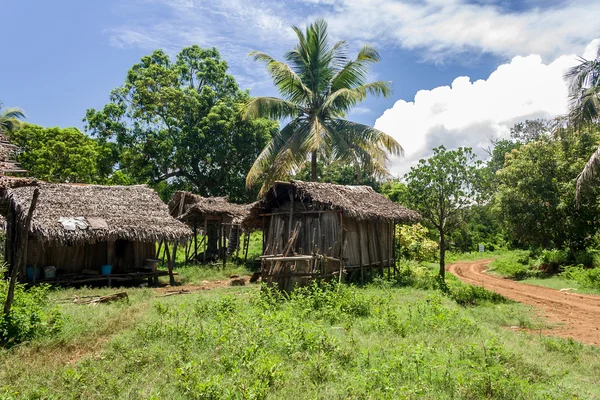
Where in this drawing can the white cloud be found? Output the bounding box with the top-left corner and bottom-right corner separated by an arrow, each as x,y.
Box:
375,40 -> 600,176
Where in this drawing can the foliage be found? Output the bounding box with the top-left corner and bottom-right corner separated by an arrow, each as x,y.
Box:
8,275 -> 599,399
496,124 -> 600,251
0,267 -> 62,347
85,45 -> 277,202
565,47 -> 600,124
404,146 -> 482,279
396,223 -> 438,262
8,123 -> 114,183
449,204 -> 506,252
245,19 -> 400,192
489,251 -> 540,280
0,102 -> 26,135
559,265 -> 600,290
379,179 -> 409,204
294,159 -> 381,189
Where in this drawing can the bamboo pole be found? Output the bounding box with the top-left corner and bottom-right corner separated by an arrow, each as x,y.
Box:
357,221 -> 364,283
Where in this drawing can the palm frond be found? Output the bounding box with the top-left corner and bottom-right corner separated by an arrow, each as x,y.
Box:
330,45 -> 382,92
576,144 -> 600,205
249,51 -> 312,104
329,119 -> 403,157
244,97 -> 301,121
0,106 -> 27,134
246,119 -> 311,189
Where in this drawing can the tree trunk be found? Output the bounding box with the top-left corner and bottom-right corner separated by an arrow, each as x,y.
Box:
4,188 -> 40,316
355,163 -> 362,184
439,228 -> 446,280
311,151 -> 317,182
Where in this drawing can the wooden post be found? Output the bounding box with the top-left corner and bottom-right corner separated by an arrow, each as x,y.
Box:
193,220 -> 198,260
288,189 -> 294,238
203,218 -> 208,263
222,224 -> 227,270
365,221 -> 373,276
338,213 -> 344,283
392,223 -> 397,277
172,241 -> 178,285
375,222 -> 384,277
357,221 -> 364,284
4,188 -> 39,315
165,243 -> 174,286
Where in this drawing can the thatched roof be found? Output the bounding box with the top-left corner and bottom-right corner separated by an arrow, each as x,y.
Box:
3,183 -> 192,245
169,191 -> 252,224
246,180 -> 420,227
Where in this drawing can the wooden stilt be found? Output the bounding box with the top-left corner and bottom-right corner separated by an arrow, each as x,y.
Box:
357,221 -> 364,284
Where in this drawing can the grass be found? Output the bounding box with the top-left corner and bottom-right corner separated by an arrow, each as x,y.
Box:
486,251 -> 600,295
2,260 -> 600,399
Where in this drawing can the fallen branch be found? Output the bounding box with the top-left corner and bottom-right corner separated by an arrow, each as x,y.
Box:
74,292 -> 129,305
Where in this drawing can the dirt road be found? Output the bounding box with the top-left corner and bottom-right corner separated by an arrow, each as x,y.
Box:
447,260 -> 600,345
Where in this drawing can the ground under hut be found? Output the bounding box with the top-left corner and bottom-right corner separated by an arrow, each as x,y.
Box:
168,192 -> 254,266
0,183 -> 191,286
246,180 -> 421,291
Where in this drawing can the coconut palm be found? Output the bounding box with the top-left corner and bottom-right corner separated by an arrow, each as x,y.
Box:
565,47 -> 600,125
245,19 -> 402,192
0,102 -> 26,135
566,48 -> 600,201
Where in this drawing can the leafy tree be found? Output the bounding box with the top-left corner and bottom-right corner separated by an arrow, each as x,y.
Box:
244,19 -> 401,193
0,103 -> 26,135
404,146 -> 482,279
294,159 -> 380,189
380,180 -> 410,204
497,124 -> 600,251
509,118 -> 553,143
8,124 -> 110,183
85,45 -> 277,203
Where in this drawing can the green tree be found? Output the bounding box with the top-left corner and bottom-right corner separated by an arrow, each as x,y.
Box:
497,124 -> 600,251
85,45 -> 277,202
0,103 -> 26,135
404,146 -> 481,279
8,124 -> 110,183
245,19 -> 401,192
294,158 -> 380,189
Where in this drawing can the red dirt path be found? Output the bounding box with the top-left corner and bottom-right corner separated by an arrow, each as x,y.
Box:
447,259 -> 600,345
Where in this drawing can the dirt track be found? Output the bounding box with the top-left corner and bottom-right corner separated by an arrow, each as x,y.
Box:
447,260 -> 600,345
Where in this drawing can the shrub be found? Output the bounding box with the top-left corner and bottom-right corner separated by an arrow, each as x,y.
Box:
0,267 -> 62,347
559,265 -> 600,290
396,223 -> 438,262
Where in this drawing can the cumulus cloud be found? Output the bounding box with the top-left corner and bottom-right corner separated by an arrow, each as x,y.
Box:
374,40 -> 600,176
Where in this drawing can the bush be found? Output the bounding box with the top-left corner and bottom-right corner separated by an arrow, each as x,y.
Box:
559,265 -> 600,290
0,267 -> 62,347
396,223 -> 438,262
489,252 -> 539,280
540,249 -> 568,267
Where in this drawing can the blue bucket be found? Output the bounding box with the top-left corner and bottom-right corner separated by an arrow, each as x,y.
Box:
101,264 -> 113,275
26,266 -> 41,281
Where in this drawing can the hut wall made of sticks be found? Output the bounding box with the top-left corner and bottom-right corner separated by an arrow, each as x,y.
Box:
253,181 -> 421,290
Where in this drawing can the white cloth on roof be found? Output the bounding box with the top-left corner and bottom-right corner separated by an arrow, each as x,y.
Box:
58,216 -> 88,231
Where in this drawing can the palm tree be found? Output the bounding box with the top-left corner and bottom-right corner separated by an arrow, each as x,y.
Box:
245,19 -> 402,193
566,48 -> 600,201
0,102 -> 26,135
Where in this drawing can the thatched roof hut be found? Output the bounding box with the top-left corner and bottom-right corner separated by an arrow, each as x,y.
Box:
168,191 -> 254,263
252,180 -> 421,290
1,183 -> 191,285
245,180 -> 420,229
5,183 -> 191,246
169,191 -> 251,225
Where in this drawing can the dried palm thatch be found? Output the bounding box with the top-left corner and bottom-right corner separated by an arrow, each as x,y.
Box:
576,145 -> 600,205
245,180 -> 420,228
0,134 -> 26,174
3,183 -> 192,245
169,191 -> 252,224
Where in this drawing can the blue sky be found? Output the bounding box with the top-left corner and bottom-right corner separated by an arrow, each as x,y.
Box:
1,0 -> 598,174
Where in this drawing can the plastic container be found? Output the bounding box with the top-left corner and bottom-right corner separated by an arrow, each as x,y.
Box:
101,264 -> 113,275
26,266 -> 40,281
44,266 -> 56,279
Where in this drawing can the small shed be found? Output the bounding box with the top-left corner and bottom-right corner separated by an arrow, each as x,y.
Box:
247,180 -> 420,291
1,183 -> 191,286
168,191 -> 253,265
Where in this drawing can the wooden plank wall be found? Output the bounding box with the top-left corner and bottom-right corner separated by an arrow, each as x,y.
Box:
264,200 -> 393,268
24,239 -> 155,274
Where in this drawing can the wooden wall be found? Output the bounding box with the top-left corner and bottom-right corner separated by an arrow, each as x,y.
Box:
263,200 -> 394,269
23,238 -> 155,274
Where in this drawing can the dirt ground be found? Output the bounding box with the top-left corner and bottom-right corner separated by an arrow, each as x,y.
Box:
447,260 -> 600,346
153,275 -> 253,295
